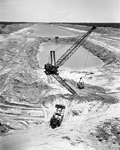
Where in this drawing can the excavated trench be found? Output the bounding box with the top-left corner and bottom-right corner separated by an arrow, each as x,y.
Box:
0,23 -> 120,150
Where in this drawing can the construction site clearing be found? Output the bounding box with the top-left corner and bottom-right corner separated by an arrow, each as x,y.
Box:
0,22 -> 120,150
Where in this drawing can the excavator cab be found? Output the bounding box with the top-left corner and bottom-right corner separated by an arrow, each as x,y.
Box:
44,51 -> 59,75
44,63 -> 59,75
77,77 -> 85,89
50,104 -> 65,129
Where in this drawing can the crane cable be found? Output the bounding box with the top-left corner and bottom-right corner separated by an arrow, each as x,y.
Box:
47,35 -> 80,63
81,49 -> 90,80
47,34 -> 82,64
54,44 -> 66,52
48,44 -> 67,63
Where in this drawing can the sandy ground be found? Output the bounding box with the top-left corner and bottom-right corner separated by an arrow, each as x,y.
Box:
0,23 -> 120,150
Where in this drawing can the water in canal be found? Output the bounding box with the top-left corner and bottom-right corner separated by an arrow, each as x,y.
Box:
38,43 -> 103,71
33,24 -> 76,37
34,24 -> 103,70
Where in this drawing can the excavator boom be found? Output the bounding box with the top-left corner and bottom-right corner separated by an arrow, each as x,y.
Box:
55,25 -> 96,68
52,74 -> 76,94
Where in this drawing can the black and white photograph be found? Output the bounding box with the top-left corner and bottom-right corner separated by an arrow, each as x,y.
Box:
0,0 -> 120,150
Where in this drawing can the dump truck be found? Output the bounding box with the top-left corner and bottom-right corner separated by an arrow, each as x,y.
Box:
50,104 -> 65,129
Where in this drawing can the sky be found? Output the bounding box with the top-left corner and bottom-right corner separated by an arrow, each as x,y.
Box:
0,0 -> 120,22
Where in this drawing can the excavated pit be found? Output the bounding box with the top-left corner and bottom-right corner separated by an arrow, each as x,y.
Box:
0,23 -> 120,150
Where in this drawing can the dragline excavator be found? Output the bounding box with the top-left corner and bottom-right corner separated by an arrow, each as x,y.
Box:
44,25 -> 96,95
